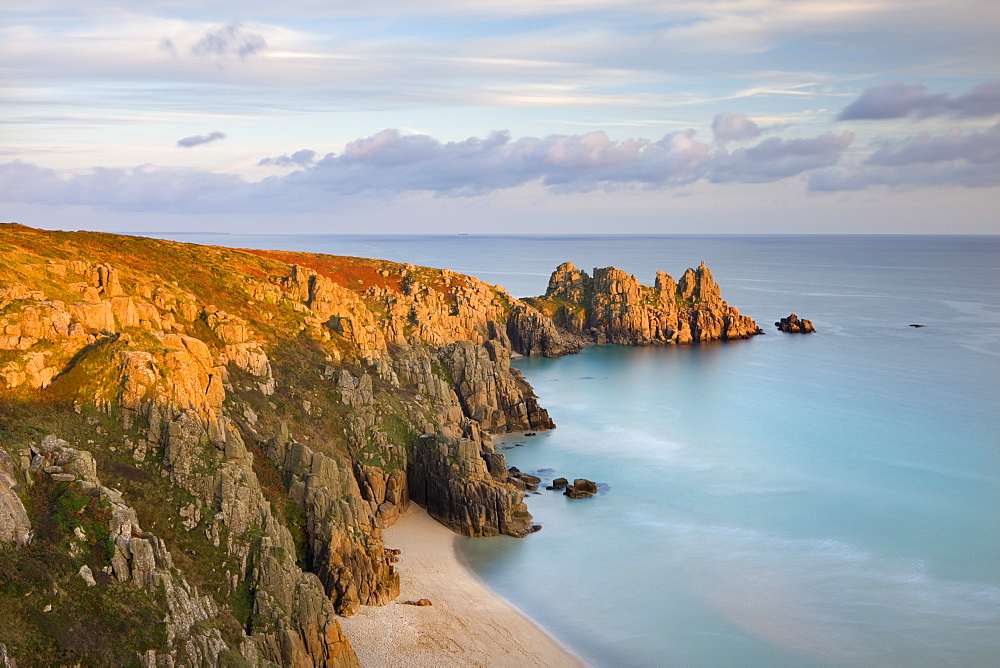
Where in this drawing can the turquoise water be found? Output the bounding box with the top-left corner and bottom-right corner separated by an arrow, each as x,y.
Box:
152,234 -> 1000,667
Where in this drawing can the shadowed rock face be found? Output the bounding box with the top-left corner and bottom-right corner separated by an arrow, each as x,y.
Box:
529,261 -> 762,345
409,434 -> 537,538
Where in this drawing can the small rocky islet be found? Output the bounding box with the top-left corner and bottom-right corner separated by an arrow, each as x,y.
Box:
775,312 -> 816,333
1,223 -> 778,666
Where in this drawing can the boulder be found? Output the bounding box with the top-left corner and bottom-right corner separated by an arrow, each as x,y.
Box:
775,313 -> 815,333
564,478 -> 598,498
78,564 -> 97,587
400,599 -> 432,606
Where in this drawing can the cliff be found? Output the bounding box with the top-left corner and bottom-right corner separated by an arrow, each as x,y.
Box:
526,261 -> 762,345
0,225 -> 757,666
0,224 -> 565,666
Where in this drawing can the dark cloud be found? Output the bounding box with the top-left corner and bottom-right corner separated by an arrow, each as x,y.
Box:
177,131 -> 226,148
711,132 -> 854,183
838,79 -> 1000,121
809,122 -> 1000,190
712,112 -> 763,145
258,149 -> 318,167
191,24 -> 267,59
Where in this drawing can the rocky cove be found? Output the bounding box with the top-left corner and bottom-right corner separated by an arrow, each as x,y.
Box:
0,224 -> 760,666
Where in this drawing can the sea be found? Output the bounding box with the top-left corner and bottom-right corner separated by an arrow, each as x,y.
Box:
149,233 -> 1000,667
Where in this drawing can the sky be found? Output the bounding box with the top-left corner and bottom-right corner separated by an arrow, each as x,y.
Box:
2,0 -> 999,234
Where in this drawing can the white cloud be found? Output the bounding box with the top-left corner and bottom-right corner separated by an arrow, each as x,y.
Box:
712,112 -> 764,145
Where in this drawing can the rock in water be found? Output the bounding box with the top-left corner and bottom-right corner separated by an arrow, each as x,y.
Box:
775,313 -> 815,333
564,478 -> 598,498
547,477 -> 569,490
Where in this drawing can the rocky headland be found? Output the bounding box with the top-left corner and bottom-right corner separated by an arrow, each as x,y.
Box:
524,261 -> 762,345
0,224 -> 759,666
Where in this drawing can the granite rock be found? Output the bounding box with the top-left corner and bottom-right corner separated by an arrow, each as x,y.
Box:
532,261 -> 761,346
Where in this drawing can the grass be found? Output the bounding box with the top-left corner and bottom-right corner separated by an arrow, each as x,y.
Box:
0,469 -> 170,667
0,543 -> 169,666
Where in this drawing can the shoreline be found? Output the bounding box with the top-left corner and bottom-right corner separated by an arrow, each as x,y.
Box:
338,504 -> 587,667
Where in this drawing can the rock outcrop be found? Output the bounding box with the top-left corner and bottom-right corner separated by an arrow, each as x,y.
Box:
14,434 -> 357,666
563,478 -> 598,499
409,434 -> 537,537
0,449 -> 31,546
775,313 -> 815,333
528,261 -> 761,345
505,304 -> 586,357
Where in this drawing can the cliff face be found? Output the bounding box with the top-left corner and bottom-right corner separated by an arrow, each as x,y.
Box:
527,261 -> 762,345
0,224 -> 559,666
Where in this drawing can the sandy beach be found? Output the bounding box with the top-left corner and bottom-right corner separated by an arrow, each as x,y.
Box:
338,505 -> 586,667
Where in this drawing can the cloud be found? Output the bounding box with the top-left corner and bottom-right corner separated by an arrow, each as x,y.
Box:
258,149 -> 317,167
277,128 -> 713,196
191,24 -> 267,59
0,160 -> 247,211
809,122 -> 1000,190
838,79 -> 1000,121
711,132 -> 854,183
712,112 -> 763,145
177,132 -> 226,148
18,125 -> 992,213
867,123 -> 1000,166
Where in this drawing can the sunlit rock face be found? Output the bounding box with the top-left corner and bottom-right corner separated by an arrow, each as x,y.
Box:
530,261 -> 762,345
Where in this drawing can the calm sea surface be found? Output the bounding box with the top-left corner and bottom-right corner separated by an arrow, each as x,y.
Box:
151,234 -> 1000,667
